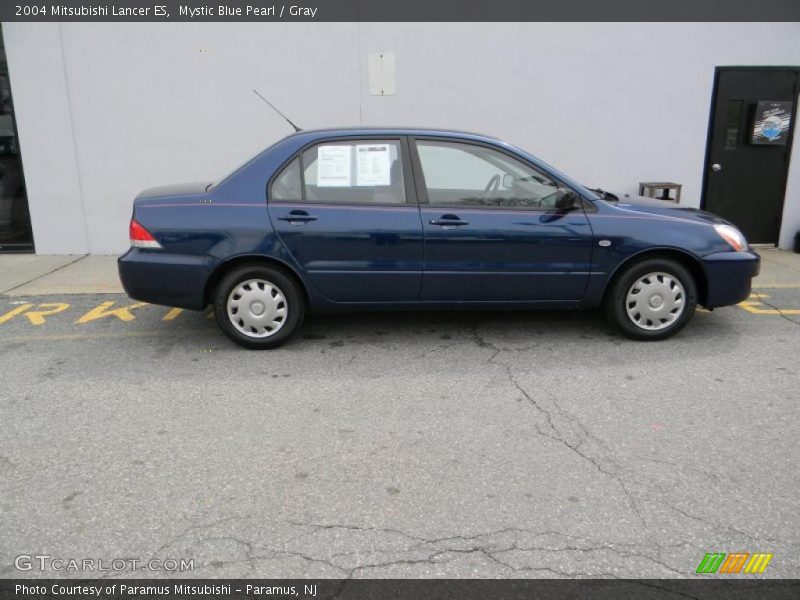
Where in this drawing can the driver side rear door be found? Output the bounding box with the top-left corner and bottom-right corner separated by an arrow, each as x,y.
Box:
268,137 -> 424,303
412,138 -> 593,302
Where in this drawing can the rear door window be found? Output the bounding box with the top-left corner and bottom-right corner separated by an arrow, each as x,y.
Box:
300,140 -> 407,204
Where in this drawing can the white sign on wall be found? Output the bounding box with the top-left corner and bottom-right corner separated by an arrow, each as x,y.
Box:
368,52 -> 396,96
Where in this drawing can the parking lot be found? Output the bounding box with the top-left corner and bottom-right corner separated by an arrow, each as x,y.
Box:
1,252 -> 799,579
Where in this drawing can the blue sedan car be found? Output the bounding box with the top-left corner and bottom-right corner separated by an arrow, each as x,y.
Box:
119,128 -> 759,349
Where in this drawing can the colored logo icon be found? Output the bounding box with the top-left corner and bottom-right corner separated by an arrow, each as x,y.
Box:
761,116 -> 783,141
696,552 -> 773,574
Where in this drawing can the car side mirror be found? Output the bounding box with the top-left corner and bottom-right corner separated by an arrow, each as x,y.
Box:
555,189 -> 578,211
501,173 -> 515,189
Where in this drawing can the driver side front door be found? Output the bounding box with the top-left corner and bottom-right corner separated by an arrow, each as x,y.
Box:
413,138 -> 593,302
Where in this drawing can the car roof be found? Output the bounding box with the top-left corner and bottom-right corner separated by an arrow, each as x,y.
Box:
215,125 -> 599,202
285,127 -> 505,144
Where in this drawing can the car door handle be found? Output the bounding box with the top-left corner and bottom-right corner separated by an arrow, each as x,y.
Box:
277,210 -> 317,224
430,215 -> 469,227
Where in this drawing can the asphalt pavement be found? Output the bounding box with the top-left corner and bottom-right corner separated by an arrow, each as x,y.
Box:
1,278 -> 798,578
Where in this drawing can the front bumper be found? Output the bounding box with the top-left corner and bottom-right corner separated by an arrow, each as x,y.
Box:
118,249 -> 210,310
702,250 -> 760,308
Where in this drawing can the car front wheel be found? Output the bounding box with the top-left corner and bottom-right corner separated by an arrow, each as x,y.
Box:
605,258 -> 697,340
214,264 -> 304,349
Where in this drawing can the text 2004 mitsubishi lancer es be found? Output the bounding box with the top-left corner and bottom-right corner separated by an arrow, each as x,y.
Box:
118,128 -> 759,349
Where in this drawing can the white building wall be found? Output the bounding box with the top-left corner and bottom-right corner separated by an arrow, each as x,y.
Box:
5,22 -> 800,254
4,23 -> 88,254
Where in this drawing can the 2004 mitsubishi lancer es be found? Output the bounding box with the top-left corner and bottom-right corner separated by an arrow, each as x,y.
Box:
118,127 -> 759,349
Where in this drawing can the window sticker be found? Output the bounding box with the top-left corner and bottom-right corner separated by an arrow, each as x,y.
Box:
317,145 -> 352,187
356,144 -> 392,186
751,101 -> 793,146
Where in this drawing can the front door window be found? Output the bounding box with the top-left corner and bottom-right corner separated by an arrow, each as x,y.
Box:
415,140 -> 562,209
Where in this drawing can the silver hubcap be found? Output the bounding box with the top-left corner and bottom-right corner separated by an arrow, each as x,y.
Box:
625,271 -> 685,331
226,279 -> 288,338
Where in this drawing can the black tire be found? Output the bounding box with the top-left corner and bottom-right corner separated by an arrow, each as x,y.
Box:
605,258 -> 697,341
213,264 -> 304,349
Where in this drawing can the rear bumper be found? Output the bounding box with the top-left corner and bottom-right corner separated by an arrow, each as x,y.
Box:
702,250 -> 760,308
118,249 -> 209,310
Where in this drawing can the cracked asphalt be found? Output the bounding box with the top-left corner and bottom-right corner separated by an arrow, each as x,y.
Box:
0,290 -> 798,578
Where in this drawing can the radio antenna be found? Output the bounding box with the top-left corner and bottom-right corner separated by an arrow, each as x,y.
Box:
252,89 -> 301,132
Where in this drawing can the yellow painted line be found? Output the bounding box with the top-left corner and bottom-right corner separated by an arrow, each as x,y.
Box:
0,330 -> 168,343
739,292 -> 800,315
76,300 -> 149,324
736,291 -> 800,315
739,302 -> 800,315
163,307 -> 183,321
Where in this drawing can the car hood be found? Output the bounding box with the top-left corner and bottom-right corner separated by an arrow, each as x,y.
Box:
601,193 -> 731,226
136,182 -> 212,199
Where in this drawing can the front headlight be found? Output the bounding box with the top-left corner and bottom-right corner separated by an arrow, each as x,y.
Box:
714,224 -> 747,252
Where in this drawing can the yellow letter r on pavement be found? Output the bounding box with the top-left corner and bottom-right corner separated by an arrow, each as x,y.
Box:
25,303 -> 70,325
0,303 -> 33,325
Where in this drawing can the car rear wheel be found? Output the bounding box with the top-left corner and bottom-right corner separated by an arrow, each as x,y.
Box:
605,258 -> 697,340
214,264 -> 304,349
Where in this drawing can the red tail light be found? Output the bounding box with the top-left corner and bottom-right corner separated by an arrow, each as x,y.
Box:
129,218 -> 162,249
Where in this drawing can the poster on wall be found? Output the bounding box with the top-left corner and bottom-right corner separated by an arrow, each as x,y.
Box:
356,144 -> 392,186
751,101 -> 793,145
317,145 -> 352,187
